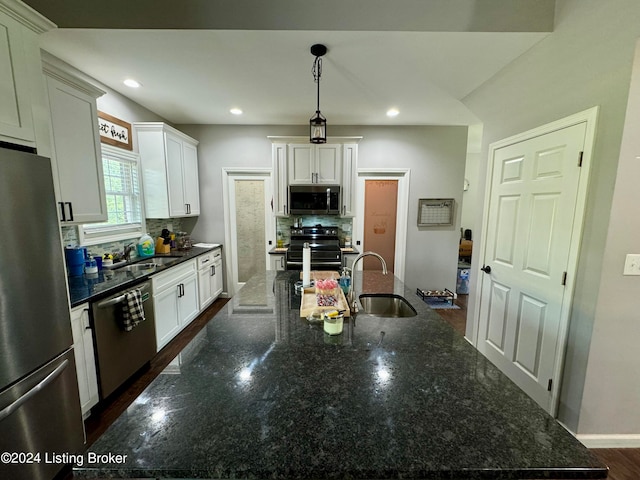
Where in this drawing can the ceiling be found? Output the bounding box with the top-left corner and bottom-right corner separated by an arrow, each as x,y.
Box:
24,0 -> 554,126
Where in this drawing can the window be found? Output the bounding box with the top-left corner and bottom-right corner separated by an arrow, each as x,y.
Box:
79,145 -> 145,245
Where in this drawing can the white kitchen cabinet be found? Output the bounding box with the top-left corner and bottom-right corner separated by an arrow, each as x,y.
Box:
272,143 -> 288,216
70,303 -> 99,418
43,55 -> 108,224
135,122 -> 200,218
152,259 -> 199,351
269,253 -> 286,271
0,1 -> 54,149
270,137 -> 360,217
197,248 -> 223,310
341,143 -> 358,217
288,143 -> 342,185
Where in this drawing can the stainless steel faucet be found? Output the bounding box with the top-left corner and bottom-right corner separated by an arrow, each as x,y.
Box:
348,251 -> 388,313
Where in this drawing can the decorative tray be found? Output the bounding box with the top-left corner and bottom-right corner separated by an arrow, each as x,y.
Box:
416,288 -> 455,305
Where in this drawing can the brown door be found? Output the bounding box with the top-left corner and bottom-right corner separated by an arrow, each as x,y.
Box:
363,179 -> 398,272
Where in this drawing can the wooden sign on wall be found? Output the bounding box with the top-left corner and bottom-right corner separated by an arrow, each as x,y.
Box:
98,111 -> 132,150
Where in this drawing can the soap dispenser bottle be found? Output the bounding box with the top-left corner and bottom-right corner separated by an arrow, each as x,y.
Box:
339,267 -> 351,295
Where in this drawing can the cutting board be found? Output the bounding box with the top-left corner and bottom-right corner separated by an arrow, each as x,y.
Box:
300,287 -> 350,318
299,271 -> 340,280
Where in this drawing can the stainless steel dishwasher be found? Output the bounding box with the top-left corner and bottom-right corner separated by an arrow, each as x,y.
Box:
90,280 -> 157,400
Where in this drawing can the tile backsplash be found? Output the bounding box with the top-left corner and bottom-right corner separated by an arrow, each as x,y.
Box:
276,215 -> 353,246
61,218 -> 185,259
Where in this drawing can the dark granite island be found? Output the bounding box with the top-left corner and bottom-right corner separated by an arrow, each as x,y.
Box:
75,271 -> 607,479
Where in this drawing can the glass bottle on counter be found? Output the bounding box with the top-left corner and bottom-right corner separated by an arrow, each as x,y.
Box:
276,231 -> 284,248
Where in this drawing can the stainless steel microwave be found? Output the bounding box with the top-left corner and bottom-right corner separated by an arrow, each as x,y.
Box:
289,185 -> 341,215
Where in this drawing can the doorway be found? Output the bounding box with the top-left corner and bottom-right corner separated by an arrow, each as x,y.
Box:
222,169 -> 273,296
363,180 -> 398,272
472,107 -> 598,415
355,169 -> 410,281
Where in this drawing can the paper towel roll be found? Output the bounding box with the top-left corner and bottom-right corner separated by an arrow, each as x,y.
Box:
302,242 -> 311,286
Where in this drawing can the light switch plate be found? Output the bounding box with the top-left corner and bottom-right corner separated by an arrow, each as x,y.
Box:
623,254 -> 640,275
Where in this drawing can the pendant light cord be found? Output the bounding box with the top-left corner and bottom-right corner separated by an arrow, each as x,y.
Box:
312,56 -> 322,112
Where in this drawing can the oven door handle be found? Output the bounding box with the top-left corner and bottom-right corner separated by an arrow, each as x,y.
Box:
97,283 -> 150,308
287,261 -> 342,266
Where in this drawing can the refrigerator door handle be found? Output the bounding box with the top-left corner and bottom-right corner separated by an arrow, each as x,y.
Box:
58,202 -> 66,221
0,359 -> 69,422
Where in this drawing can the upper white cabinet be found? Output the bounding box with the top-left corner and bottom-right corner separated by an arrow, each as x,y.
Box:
269,137 -> 361,217
288,143 -> 342,185
272,143 -> 288,216
341,143 -> 358,217
0,0 -> 55,150
134,122 -> 200,218
43,54 -> 108,224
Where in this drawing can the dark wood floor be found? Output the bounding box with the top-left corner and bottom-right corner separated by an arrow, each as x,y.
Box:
434,293 -> 468,336
72,294 -> 638,480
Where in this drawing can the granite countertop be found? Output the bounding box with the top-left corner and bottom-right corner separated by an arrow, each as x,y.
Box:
76,270 -> 607,479
68,245 -> 220,307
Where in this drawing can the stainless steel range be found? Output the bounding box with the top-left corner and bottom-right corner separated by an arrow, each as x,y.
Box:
286,225 -> 342,271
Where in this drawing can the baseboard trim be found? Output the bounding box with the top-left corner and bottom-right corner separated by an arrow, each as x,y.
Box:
577,434 -> 640,448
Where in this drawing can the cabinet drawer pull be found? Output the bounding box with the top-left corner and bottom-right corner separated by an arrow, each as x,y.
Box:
58,202 -> 66,221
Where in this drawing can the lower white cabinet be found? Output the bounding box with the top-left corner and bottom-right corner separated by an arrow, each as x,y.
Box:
152,259 -> 199,351
198,248 -> 223,309
270,253 -> 286,271
70,303 -> 99,418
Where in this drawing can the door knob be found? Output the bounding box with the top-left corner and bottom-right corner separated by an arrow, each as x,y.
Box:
481,265 -> 492,274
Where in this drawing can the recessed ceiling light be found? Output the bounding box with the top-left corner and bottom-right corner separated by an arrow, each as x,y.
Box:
230,108 -> 243,115
386,108 -> 400,117
123,78 -> 141,88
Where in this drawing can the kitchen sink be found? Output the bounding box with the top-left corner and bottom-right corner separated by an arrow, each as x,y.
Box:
147,256 -> 181,265
115,257 -> 180,271
358,294 -> 417,317
115,263 -> 159,272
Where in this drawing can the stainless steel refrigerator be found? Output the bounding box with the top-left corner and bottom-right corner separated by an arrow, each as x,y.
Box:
0,145 -> 84,480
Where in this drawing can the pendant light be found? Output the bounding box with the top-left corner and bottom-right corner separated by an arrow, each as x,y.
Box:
310,44 -> 327,144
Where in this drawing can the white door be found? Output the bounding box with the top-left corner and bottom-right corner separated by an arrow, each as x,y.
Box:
223,169 -> 273,296
477,121 -> 589,412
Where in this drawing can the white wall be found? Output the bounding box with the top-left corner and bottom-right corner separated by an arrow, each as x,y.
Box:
96,85 -> 167,127
462,0 -> 640,435
178,124 -> 467,293
579,39 -> 640,436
